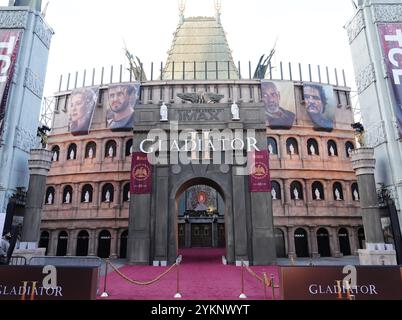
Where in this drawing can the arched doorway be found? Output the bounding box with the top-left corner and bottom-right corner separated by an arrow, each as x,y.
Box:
97,230 -> 111,258
358,227 -> 366,249
175,177 -> 229,260
294,228 -> 309,258
56,231 -> 68,256
120,230 -> 128,258
275,228 -> 286,258
338,228 -> 351,256
317,228 -> 331,257
76,230 -> 89,256
39,231 -> 50,255
177,183 -> 225,249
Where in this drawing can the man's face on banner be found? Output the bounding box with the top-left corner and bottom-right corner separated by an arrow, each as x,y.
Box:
263,85 -> 281,114
305,86 -> 323,114
70,93 -> 86,122
109,86 -> 130,113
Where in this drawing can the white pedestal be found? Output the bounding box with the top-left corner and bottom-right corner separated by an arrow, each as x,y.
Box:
358,243 -> 397,266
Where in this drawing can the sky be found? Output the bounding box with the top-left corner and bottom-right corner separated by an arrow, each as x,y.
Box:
1,0 -> 359,99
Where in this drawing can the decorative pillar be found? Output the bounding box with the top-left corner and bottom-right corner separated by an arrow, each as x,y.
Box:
329,227 -> 341,258
110,229 -> 118,259
351,147 -> 397,265
21,149 -> 53,245
309,227 -> 319,258
47,230 -> 58,256
88,229 -> 96,256
287,227 -> 296,259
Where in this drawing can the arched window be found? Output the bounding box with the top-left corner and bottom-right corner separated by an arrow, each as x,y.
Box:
67,143 -> 77,160
105,140 -> 117,158
294,228 -> 309,258
345,141 -> 355,158
81,184 -> 93,203
51,146 -> 60,162
63,186 -> 73,204
85,141 -> 97,159
351,183 -> 359,201
125,139 -> 133,157
56,231 -> 68,256
307,138 -> 319,156
338,228 -> 351,256
102,183 -> 114,203
120,230 -> 129,258
274,228 -> 286,258
271,181 -> 281,200
290,181 -> 303,200
286,138 -> 299,155
45,187 -> 55,205
333,182 -> 344,201
123,183 -> 131,202
97,230 -> 111,258
76,230 -> 90,256
317,228 -> 331,257
267,137 -> 278,155
39,231 -> 50,255
312,181 -> 324,200
327,140 -> 338,156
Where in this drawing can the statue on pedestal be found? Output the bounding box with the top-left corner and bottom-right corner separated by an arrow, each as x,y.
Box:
65,192 -> 71,204
88,147 -> 94,159
84,191 -> 90,203
272,188 -> 277,200
310,144 -> 316,156
289,144 -> 295,155
105,190 -> 111,202
231,102 -> 240,121
335,188 -> 341,201
315,188 -> 321,200
108,146 -> 114,158
47,192 -> 53,205
293,188 -> 299,200
160,103 -> 168,122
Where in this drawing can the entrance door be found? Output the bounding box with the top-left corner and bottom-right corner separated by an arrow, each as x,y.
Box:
191,224 -> 212,248
338,228 -> 351,256
294,228 -> 309,258
317,228 -> 331,257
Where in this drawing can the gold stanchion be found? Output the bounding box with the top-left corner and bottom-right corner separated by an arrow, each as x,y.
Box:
270,274 -> 275,300
100,259 -> 109,298
239,260 -> 247,299
174,263 -> 182,299
263,272 -> 268,300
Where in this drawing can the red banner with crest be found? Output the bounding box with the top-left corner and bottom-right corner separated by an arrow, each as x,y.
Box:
249,150 -> 271,192
130,152 -> 152,194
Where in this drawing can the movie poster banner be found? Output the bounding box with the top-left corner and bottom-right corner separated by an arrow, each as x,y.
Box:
280,266 -> 402,300
131,152 -> 152,194
106,82 -> 140,131
68,86 -> 99,136
0,30 -> 22,141
261,80 -> 296,129
378,24 -> 402,138
303,83 -> 336,131
248,150 -> 271,192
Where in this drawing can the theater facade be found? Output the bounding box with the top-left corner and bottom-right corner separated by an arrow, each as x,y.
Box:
40,13 -> 364,265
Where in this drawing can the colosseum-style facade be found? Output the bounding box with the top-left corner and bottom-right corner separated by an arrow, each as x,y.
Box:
39,14 -> 364,262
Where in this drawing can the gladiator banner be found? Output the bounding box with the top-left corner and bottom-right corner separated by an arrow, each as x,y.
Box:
106,82 -> 140,131
130,152 -> 152,194
303,83 -> 336,132
248,150 -> 271,192
68,86 -> 99,136
261,80 -> 296,129
280,266 -> 402,300
0,30 -> 22,140
378,24 -> 402,138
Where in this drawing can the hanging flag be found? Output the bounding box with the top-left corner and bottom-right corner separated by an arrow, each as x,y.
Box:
249,150 -> 271,192
130,152 -> 152,194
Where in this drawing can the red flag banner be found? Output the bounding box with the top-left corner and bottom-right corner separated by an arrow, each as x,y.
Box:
249,150 -> 271,192
378,24 -> 402,139
0,30 -> 22,140
130,152 -> 152,194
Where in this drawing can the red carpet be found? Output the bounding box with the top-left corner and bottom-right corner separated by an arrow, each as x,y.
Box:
99,248 -> 280,300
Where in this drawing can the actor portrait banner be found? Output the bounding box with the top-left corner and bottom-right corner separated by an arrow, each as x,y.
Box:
378,24 -> 402,138
303,83 -> 336,131
261,80 -> 296,129
68,86 -> 99,136
107,82 -> 140,131
0,30 -> 22,141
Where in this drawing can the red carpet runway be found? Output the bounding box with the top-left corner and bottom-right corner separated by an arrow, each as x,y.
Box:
99,248 -> 280,300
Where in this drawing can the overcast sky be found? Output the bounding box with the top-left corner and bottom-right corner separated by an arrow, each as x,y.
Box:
1,0 -> 358,97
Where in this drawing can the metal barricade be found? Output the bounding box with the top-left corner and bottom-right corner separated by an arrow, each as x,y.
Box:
9,256 -> 27,266
29,256 -> 103,294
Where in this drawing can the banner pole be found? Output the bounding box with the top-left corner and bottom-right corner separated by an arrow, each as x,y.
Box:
174,263 -> 182,299
263,272 -> 268,300
239,260 -> 247,299
100,259 -> 109,298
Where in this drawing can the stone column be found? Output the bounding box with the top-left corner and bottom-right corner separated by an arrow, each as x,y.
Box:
351,148 -> 384,243
309,227 -> 319,258
351,148 -> 396,265
47,230 -> 58,256
21,149 -> 53,244
329,227 -> 341,258
110,229 -> 118,259
287,227 -> 296,259
67,229 -> 76,256
88,229 -> 96,256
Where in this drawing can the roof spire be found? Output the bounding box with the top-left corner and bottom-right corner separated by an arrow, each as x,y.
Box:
178,0 -> 186,23
215,0 -> 222,22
